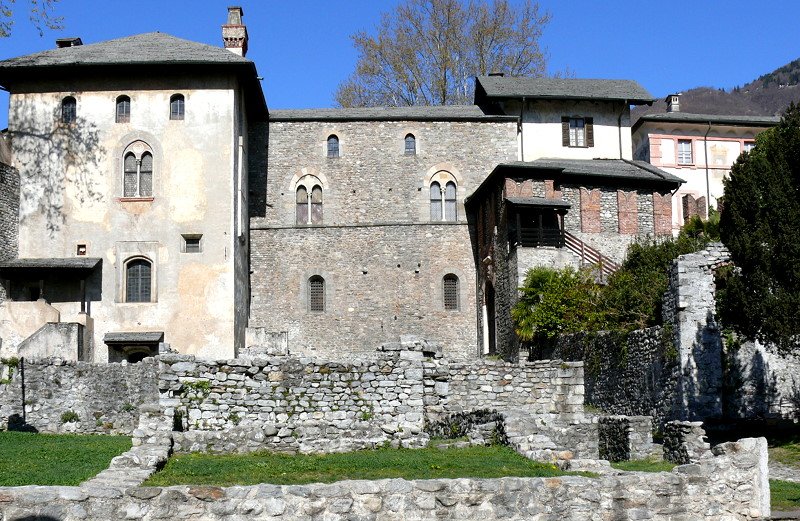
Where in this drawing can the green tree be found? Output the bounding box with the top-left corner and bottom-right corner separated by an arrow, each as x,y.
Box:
335,0 -> 550,107
1,0 -> 62,37
718,103 -> 800,354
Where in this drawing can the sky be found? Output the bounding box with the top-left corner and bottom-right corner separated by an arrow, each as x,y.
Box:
0,0 -> 798,128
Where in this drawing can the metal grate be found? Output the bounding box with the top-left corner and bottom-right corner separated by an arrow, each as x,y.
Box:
126,259 -> 152,302
170,94 -> 185,120
309,276 -> 325,312
443,274 -> 459,310
116,96 -> 130,123
61,97 -> 76,123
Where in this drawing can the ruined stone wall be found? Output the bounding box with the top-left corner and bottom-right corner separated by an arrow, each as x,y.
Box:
554,327 -> 681,428
0,357 -> 158,434
422,359 -> 584,422
0,437 -> 771,520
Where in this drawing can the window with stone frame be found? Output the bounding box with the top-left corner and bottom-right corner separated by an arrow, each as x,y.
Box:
116,95 -> 131,123
170,94 -> 185,120
296,176 -> 323,225
443,274 -> 459,310
122,141 -> 154,198
405,133 -> 416,155
125,258 -> 152,303
308,275 -> 325,312
430,176 -> 458,222
61,96 -> 76,123
327,135 -> 340,158
561,116 -> 594,147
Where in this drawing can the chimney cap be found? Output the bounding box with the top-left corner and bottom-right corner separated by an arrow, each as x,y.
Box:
56,37 -> 83,48
227,6 -> 244,24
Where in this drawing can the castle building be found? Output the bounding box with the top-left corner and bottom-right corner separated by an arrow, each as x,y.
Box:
632,94 -> 778,232
0,9 -> 682,362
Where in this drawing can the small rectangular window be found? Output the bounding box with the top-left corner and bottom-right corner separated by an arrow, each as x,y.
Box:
182,234 -> 202,253
678,140 -> 693,164
76,244 -> 87,256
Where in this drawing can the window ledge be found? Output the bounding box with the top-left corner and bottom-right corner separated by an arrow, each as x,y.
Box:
117,197 -> 155,202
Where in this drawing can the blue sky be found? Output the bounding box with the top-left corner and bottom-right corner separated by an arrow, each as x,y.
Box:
1,0 -> 798,127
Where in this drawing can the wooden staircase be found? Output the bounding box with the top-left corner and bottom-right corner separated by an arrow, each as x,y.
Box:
563,231 -> 620,282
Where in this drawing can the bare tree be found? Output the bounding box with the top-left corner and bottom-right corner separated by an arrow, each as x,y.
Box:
1,0 -> 63,37
335,0 -> 551,107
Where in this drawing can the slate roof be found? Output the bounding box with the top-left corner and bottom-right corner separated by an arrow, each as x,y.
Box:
475,76 -> 654,105
0,257 -> 101,270
270,105 -> 516,122
632,112 -> 780,132
0,32 -> 268,120
466,158 -> 683,206
0,32 -> 249,69
104,332 -> 164,344
505,197 -> 571,208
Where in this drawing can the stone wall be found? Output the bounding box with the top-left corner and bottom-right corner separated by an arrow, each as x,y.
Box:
160,353 -> 585,454
250,117 -> 517,359
0,162 -> 19,303
598,415 -> 654,462
554,327 -> 681,428
662,420 -> 712,464
0,357 -> 159,434
0,437 -> 771,520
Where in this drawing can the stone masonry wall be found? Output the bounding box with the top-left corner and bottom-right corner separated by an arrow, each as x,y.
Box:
554,327 -> 681,428
250,118 -> 517,359
0,437 -> 771,520
0,357 -> 158,434
250,223 -> 478,359
0,162 -> 19,302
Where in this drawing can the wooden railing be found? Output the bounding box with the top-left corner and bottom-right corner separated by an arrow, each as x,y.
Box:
563,231 -> 620,280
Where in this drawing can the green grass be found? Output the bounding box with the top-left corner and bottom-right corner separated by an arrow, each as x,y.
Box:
769,437 -> 800,467
0,431 -> 131,486
145,445 -> 586,487
610,458 -> 676,473
771,479 -> 800,511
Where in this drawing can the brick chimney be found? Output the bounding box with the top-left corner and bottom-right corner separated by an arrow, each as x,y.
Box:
222,6 -> 248,57
665,93 -> 681,113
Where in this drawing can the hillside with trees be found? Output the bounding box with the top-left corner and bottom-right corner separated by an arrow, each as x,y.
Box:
633,58 -> 800,121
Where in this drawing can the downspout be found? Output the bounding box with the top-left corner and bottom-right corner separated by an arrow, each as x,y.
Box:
519,97 -> 525,161
704,122 -> 711,218
618,100 -> 627,159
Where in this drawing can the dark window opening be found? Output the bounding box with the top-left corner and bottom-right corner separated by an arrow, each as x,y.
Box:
308,275 -> 325,312
510,209 -> 565,247
327,135 -> 339,158
443,274 -> 459,310
125,258 -> 152,303
170,94 -> 185,120
405,133 -> 416,155
61,96 -> 76,123
116,95 -> 130,123
183,235 -> 201,253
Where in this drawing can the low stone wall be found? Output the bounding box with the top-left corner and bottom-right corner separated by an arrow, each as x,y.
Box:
554,327 -> 679,428
0,437 -> 770,520
598,415 -> 654,462
0,357 -> 159,434
423,358 -> 584,422
663,420 -> 712,465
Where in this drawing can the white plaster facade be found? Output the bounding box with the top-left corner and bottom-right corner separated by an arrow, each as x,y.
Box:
632,112 -> 777,232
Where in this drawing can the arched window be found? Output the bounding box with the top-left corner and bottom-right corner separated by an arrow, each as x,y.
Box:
170,94 -> 185,120
327,135 -> 339,158
443,274 -> 459,310
430,182 -> 442,221
296,176 -> 323,225
116,95 -> 130,123
296,186 -> 309,225
122,141 -> 155,198
430,173 -> 458,222
125,258 -> 152,303
308,275 -> 325,312
61,96 -> 76,123
444,181 -> 457,221
405,133 -> 416,155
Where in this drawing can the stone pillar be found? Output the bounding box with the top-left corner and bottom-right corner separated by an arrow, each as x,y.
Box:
580,188 -> 601,233
617,189 -> 638,235
662,420 -> 711,464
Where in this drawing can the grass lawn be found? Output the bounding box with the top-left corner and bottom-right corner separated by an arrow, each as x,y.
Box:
771,479 -> 800,511
610,458 -> 676,473
0,431 -> 131,486
769,436 -> 800,467
145,445 -> 586,487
